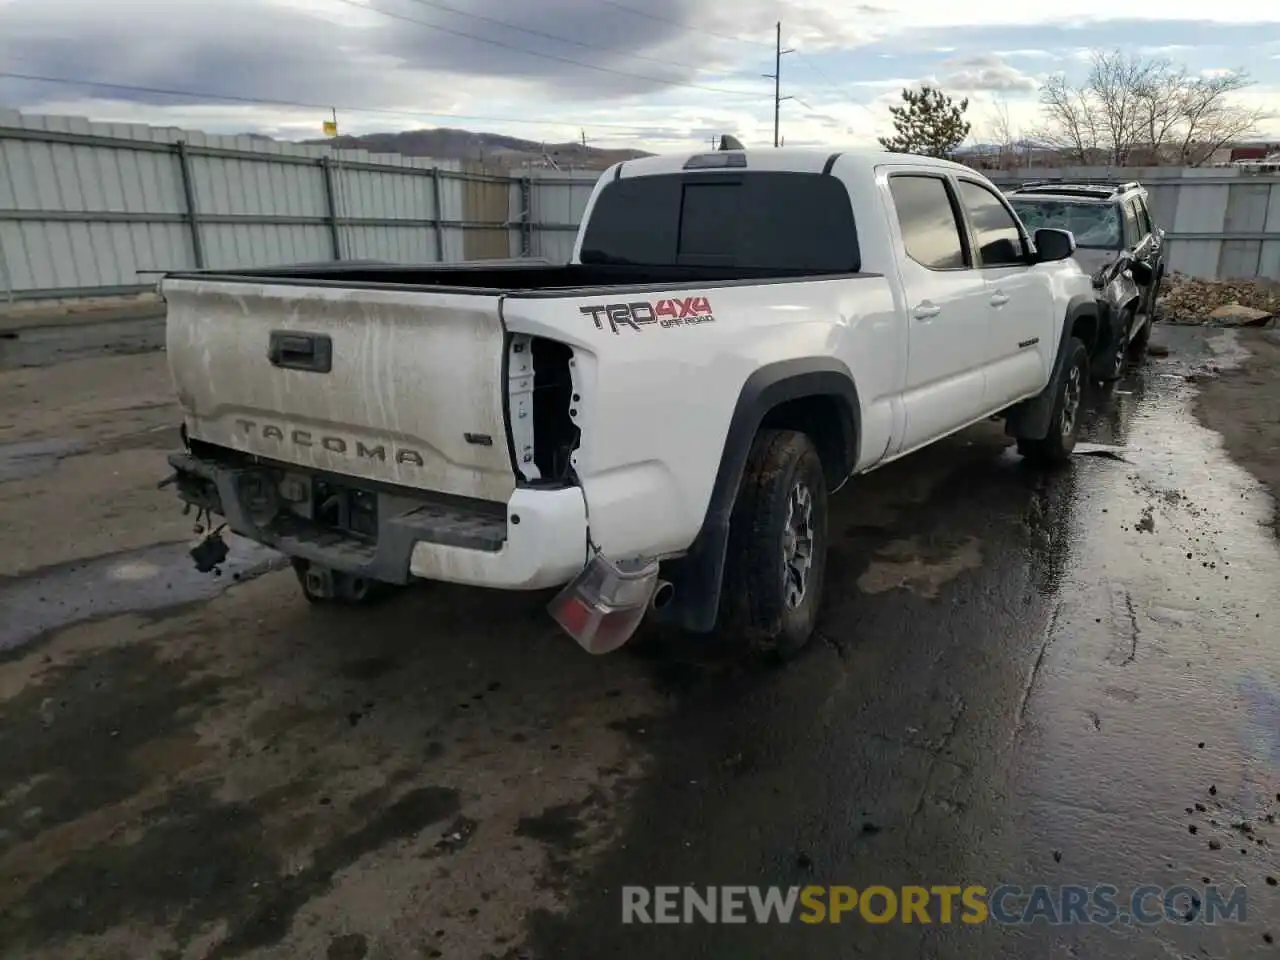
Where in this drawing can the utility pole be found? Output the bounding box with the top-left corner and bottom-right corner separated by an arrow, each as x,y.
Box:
762,22 -> 794,148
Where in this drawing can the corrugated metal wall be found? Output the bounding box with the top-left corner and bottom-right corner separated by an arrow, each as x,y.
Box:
0,111 -> 589,301
990,167 -> 1280,280
460,162 -> 515,261
524,171 -> 598,262
6,109 -> 1277,301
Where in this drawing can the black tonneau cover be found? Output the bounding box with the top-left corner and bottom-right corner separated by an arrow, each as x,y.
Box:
164,260 -> 878,299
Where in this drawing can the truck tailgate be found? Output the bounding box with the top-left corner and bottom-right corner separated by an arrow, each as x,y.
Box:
162,278 -> 516,503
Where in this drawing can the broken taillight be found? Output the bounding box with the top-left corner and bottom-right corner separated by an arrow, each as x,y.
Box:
547,551 -> 661,655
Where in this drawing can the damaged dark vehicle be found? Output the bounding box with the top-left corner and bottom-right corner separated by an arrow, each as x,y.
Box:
1008,179 -> 1165,381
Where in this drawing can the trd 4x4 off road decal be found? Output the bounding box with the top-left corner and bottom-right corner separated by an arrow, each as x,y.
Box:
579,296 -> 716,334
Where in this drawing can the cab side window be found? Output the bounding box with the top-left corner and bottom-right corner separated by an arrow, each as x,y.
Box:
887,174 -> 968,271
957,180 -> 1026,267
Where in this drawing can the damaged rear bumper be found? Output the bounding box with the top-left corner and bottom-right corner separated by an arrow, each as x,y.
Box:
166,450 -> 589,591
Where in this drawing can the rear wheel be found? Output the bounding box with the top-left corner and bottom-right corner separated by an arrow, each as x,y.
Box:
720,429 -> 829,660
1017,337 -> 1088,467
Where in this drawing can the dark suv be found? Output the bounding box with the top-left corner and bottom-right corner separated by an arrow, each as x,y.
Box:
1007,180 -> 1165,381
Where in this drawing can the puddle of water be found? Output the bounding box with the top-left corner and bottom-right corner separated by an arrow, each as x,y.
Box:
1018,326 -> 1280,811
0,536 -> 287,652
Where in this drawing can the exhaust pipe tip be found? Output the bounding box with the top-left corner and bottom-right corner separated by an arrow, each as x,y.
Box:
650,579 -> 675,612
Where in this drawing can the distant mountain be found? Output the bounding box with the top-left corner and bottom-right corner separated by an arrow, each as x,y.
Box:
294,127 -> 653,170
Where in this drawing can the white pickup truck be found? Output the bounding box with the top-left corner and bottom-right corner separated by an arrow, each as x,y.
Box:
160,146 -> 1100,658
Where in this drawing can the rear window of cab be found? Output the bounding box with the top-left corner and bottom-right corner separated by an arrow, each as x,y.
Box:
580,171 -> 861,272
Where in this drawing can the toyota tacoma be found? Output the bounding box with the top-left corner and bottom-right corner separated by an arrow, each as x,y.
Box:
159,145 -> 1099,658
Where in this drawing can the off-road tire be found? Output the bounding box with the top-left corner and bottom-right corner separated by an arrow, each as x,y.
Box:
1017,337 -> 1089,467
719,429 -> 829,660
1092,310 -> 1133,382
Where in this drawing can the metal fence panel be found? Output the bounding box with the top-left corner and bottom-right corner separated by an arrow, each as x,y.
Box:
0,112 -> 551,299
1260,241 -> 1280,280
8,113 -> 1278,302
201,223 -> 331,271
527,171 -> 595,262
343,224 -> 438,263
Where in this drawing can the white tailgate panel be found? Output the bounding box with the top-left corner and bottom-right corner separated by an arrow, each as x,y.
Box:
163,279 -> 516,503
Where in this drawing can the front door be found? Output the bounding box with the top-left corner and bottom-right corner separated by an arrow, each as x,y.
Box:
884,173 -> 993,455
954,178 -> 1054,407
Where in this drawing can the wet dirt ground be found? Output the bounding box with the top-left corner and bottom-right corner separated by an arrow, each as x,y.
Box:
1,327 -> 1277,960
1196,329 -> 1280,537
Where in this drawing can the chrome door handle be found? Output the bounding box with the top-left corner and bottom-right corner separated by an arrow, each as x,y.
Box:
990,292 -> 1010,307
912,302 -> 940,320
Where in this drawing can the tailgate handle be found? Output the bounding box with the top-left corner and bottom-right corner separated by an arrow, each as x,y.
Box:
268,331 -> 332,373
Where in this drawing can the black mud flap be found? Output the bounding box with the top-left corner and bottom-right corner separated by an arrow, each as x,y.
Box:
1005,340 -> 1078,442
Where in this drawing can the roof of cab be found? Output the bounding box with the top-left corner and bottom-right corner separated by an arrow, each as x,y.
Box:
613,147 -> 982,179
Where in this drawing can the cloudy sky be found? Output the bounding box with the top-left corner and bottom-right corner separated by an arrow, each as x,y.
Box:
1,0 -> 1278,151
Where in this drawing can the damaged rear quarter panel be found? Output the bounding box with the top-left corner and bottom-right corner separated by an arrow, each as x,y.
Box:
500,282 -> 880,560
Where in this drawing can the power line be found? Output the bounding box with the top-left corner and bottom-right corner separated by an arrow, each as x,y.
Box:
792,52 -> 883,125
793,51 -> 849,97
329,0 -> 762,98
595,0 -> 776,49
596,0 -> 873,98
0,70 -> 696,133
585,1 -> 880,124
398,0 -> 757,74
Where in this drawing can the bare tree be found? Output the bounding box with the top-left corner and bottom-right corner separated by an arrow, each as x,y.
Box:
1165,72 -> 1265,164
983,96 -> 1022,170
1035,49 -> 1268,166
1032,72 -> 1103,164
1090,50 -> 1163,164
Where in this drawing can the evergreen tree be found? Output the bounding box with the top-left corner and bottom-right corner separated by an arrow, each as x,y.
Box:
878,86 -> 972,158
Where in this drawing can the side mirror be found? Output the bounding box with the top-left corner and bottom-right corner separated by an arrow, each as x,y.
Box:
1033,228 -> 1076,263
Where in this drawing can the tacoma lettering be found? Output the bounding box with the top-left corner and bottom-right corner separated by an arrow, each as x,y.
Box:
234,419 -> 423,467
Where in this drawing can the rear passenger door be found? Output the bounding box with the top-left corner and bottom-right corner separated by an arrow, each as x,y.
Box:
954,178 -> 1054,407
884,172 -> 993,455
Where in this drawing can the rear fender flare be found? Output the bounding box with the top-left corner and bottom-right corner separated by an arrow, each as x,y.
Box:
650,358 -> 862,633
